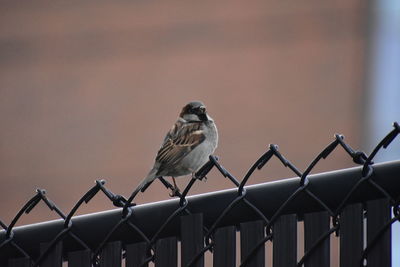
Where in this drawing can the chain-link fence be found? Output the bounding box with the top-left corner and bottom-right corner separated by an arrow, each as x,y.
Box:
1,122 -> 399,267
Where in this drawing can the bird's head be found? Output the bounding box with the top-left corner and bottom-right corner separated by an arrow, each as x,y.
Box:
179,101 -> 209,122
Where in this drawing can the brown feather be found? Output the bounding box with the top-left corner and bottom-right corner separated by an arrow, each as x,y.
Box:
155,120 -> 205,174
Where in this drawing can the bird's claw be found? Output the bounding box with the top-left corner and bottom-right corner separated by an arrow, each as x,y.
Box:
169,187 -> 181,197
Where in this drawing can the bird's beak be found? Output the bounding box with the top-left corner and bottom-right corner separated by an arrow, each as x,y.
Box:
199,106 -> 206,114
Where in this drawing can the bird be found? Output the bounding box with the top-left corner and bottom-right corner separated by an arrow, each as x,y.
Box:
132,101 -> 218,198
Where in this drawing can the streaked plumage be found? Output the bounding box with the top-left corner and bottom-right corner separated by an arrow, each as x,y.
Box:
132,101 -> 218,197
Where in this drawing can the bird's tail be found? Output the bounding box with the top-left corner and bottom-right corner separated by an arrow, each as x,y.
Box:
130,167 -> 158,200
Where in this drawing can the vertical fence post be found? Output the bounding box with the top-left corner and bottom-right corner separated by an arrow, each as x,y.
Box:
155,237 -> 177,267
39,242 -> 63,267
339,203 -> 363,267
240,220 -> 265,267
126,242 -> 148,267
180,213 -> 204,267
213,225 -> 236,267
68,249 -> 91,267
273,214 -> 297,267
99,241 -> 122,267
303,211 -> 330,267
7,257 -> 31,267
366,198 -> 391,267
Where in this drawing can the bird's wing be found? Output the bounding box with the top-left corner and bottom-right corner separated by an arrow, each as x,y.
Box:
130,120 -> 205,197
155,120 -> 205,171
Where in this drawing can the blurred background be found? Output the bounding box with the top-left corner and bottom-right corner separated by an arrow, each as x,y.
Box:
0,0 -> 399,265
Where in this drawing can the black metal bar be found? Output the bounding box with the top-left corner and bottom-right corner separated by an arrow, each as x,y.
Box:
339,203 -> 363,267
155,237 -> 177,267
180,214 -> 204,267
68,249 -> 91,267
39,242 -> 62,267
0,160 -> 399,263
303,211 -> 330,267
7,258 -> 30,267
366,198 -> 391,267
99,241 -> 122,267
273,214 -> 297,267
126,242 -> 148,267
213,226 -> 236,267
240,220 -> 265,267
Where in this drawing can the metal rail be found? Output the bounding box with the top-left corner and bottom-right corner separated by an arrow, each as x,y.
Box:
1,160 -> 399,261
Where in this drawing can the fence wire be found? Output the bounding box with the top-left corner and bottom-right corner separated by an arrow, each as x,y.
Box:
0,122 -> 399,267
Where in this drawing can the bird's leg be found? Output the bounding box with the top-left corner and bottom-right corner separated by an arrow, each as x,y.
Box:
169,177 -> 181,197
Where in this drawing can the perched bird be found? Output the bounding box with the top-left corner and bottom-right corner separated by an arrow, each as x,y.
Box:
132,101 -> 218,197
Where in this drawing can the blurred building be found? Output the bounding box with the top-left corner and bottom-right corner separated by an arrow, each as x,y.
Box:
0,0 -> 367,224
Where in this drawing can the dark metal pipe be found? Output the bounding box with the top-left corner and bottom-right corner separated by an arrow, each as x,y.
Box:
1,160 -> 399,262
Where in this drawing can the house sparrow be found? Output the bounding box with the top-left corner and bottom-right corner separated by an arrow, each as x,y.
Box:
132,101 -> 218,197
